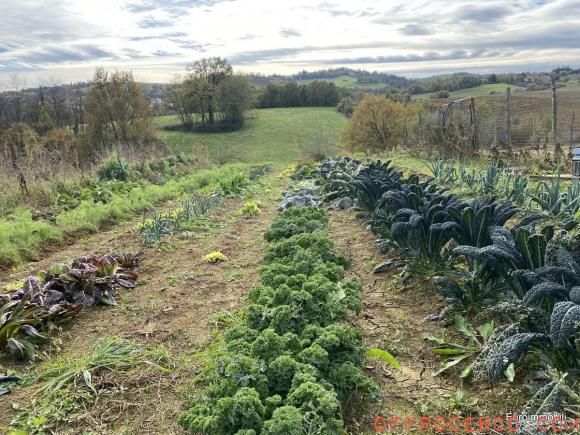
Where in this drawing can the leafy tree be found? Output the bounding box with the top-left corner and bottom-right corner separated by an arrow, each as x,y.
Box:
186,57 -> 233,125
336,97 -> 354,117
85,68 -> 154,150
217,74 -> 254,127
342,95 -> 411,153
167,78 -> 195,130
257,81 -> 340,108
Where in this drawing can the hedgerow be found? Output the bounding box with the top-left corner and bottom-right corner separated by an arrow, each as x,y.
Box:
179,207 -> 377,434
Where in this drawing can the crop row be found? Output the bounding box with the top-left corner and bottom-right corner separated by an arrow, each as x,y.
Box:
138,168 -> 268,245
0,164 -> 252,267
427,159 -> 580,221
0,252 -> 141,361
179,207 -> 378,434
316,156 -> 579,416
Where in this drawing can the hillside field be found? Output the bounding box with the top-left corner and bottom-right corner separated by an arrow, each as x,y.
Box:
294,74 -> 388,90
154,107 -> 348,164
412,82 -> 527,99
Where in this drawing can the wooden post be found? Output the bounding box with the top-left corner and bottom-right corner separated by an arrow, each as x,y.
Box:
551,75 -> 558,144
417,113 -> 423,147
571,112 -> 575,146
505,87 -> 512,153
468,97 -> 478,154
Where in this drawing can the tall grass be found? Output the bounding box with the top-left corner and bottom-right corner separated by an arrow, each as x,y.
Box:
0,164 -> 248,266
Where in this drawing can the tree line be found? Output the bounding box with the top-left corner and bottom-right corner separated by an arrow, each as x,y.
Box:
256,80 -> 343,108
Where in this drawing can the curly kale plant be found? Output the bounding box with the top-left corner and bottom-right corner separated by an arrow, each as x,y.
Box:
179,206 -> 377,434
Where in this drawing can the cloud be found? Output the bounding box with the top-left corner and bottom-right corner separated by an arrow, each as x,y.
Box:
399,23 -> 432,36
137,17 -> 174,28
280,28 -> 301,38
240,34 -> 260,40
126,0 -> 233,16
311,1 -> 356,16
172,40 -> 207,51
319,49 -> 492,65
128,32 -> 188,41
454,4 -> 512,23
1,0 -> 579,83
14,44 -> 117,66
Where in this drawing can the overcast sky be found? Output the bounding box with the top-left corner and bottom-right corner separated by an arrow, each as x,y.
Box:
1,0 -> 579,85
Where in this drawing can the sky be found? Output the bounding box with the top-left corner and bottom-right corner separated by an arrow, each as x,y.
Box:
1,0 -> 579,86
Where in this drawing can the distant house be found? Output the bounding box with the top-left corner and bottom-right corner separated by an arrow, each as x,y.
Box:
524,72 -> 551,85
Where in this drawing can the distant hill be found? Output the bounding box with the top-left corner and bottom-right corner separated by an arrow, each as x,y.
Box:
249,68 -> 485,94
249,68 -> 410,90
249,67 -> 580,96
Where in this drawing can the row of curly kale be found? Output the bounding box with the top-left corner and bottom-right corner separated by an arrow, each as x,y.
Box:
178,207 -> 378,435
317,157 -> 578,413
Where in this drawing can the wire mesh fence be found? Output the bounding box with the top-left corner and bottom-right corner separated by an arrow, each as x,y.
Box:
410,86 -> 580,158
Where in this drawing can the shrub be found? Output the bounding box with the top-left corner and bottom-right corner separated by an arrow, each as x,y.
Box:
96,155 -> 133,181
342,95 -> 414,153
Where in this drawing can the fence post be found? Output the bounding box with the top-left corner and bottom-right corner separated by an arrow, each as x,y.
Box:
505,87 -> 512,153
551,75 -> 558,144
468,97 -> 478,154
570,112 -> 575,146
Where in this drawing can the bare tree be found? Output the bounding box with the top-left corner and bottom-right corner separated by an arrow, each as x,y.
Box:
186,57 -> 233,125
85,67 -> 153,151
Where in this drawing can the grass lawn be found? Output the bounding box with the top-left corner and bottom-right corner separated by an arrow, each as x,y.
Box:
154,107 -> 348,164
412,83 -> 527,100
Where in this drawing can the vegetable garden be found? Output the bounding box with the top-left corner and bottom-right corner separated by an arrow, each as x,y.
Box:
0,154 -> 578,434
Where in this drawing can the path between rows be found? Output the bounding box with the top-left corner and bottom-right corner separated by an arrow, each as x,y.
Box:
327,209 -> 522,435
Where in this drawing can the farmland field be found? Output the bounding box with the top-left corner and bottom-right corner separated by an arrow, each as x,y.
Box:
293,74 -> 388,90
3,0 -> 580,432
154,107 -> 347,163
412,82 -> 527,99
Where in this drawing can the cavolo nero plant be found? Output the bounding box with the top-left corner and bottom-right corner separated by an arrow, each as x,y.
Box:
315,157 -> 579,413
